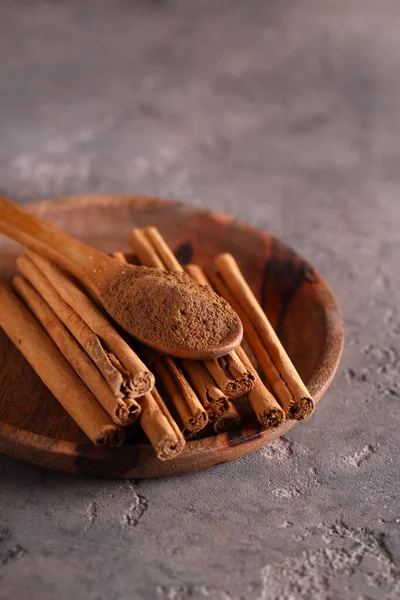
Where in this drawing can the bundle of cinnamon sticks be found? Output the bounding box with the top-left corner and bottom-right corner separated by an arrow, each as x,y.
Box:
3,250 -> 185,459
0,224 -> 313,463
127,227 -> 289,436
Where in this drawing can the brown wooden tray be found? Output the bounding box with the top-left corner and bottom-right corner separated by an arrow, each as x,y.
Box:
0,195 -> 343,478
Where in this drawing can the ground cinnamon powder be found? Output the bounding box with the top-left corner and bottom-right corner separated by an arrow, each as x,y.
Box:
101,266 -> 242,354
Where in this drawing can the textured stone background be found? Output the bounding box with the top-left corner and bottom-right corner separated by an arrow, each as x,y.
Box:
0,1 -> 399,599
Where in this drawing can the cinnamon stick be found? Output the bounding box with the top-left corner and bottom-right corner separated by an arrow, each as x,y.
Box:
16,253 -> 142,424
184,264 -> 210,286
109,251 -> 139,266
212,254 -> 314,420
109,251 -> 128,263
128,229 -> 165,270
13,274 -> 139,426
150,386 -> 186,447
142,347 -> 208,437
138,388 -> 185,460
187,263 -> 285,428
0,283 -> 124,447
236,346 -> 285,428
23,250 -> 155,399
207,268 -> 294,416
143,227 -> 183,272
181,359 -> 230,421
213,402 -> 241,434
164,355 -> 208,433
203,352 -> 255,400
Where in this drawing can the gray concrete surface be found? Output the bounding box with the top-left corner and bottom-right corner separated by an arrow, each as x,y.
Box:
0,1 -> 399,598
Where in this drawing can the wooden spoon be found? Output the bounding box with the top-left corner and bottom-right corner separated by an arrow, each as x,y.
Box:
0,195 -> 242,359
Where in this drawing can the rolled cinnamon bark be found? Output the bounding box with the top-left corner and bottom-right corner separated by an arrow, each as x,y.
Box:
213,402 -> 241,434
181,359 -> 230,422
16,254 -> 142,424
204,352 -> 255,400
13,274 -> 139,426
0,283 -> 124,447
150,386 -> 186,448
24,250 -> 155,399
109,251 -> 139,266
143,227 -> 184,272
184,264 -> 210,286
128,229 -> 165,270
142,347 -> 208,437
164,356 -> 208,434
138,388 -> 185,460
212,254 -> 314,420
235,346 -> 285,428
109,251 -> 128,263
207,268 -> 293,415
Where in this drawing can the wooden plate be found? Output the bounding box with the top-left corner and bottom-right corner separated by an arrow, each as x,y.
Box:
0,195 -> 343,478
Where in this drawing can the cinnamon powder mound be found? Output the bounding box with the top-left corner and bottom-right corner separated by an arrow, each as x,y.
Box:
101,266 -> 242,354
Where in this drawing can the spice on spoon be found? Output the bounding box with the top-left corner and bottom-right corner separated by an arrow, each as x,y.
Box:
101,266 -> 243,360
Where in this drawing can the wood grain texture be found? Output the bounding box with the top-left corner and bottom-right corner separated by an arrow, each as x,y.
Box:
0,195 -> 344,478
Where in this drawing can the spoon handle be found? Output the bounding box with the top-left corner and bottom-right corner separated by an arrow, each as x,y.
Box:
0,195 -> 119,292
